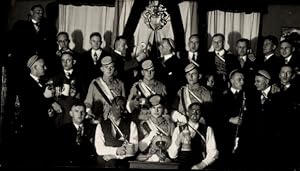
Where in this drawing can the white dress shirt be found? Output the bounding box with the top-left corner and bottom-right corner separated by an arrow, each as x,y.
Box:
167,121 -> 218,167
94,119 -> 138,159
188,52 -> 198,61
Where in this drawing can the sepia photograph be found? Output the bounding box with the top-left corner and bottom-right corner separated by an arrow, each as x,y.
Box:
1,0 -> 300,170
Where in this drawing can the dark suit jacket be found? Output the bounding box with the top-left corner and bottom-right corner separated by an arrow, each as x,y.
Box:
153,55 -> 185,107
179,50 -> 202,70
78,49 -> 110,97
57,122 -> 97,166
18,74 -> 56,160
10,19 -> 57,74
242,89 -> 281,168
255,54 -> 284,83
110,51 -> 140,94
202,51 -> 240,76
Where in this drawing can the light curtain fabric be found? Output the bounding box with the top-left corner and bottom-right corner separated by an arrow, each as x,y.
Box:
207,10 -> 260,54
58,0 -> 198,53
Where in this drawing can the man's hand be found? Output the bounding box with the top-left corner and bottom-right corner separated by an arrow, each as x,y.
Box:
52,102 -> 62,113
43,86 -> 55,98
103,155 -> 116,161
191,162 -> 207,170
116,146 -> 126,156
229,116 -> 242,125
136,52 -> 147,62
271,84 -> 281,94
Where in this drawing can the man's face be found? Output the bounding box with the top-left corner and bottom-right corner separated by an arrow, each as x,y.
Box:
61,54 -> 74,71
31,6 -> 43,23
90,35 -> 102,50
230,72 -> 244,90
279,66 -> 294,85
212,35 -> 224,51
206,75 -> 215,88
185,69 -> 199,85
57,34 -> 70,50
116,39 -> 128,56
236,41 -> 247,56
280,42 -> 294,58
159,40 -> 171,56
101,63 -> 115,77
263,39 -> 275,55
254,76 -> 269,91
142,67 -> 155,81
111,100 -> 125,119
188,104 -> 201,123
70,105 -> 86,125
150,104 -> 164,118
34,59 -> 47,77
188,36 -> 200,53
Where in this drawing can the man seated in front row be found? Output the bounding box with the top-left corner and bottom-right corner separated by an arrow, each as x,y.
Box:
57,100 -> 97,166
137,94 -> 175,162
94,96 -> 138,168
168,102 -> 219,170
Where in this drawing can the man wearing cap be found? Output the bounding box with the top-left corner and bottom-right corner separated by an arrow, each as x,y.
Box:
84,56 -> 125,122
171,63 -> 212,126
17,55 -> 61,166
126,59 -> 167,122
137,94 -> 174,162
155,38 -> 185,108
215,69 -> 249,168
168,102 -> 219,170
241,69 -> 282,169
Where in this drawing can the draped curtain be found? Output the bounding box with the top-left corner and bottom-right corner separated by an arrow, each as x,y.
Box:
58,0 -> 199,54
207,10 -> 260,54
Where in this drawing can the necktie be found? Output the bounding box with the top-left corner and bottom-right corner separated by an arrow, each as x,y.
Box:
34,23 -> 40,32
285,59 -> 289,64
66,72 -> 71,79
76,125 -> 83,145
239,57 -> 245,68
234,91 -> 239,99
93,52 -> 98,65
192,53 -> 196,61
261,92 -> 267,104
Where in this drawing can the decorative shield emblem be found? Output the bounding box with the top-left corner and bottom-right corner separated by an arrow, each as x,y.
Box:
143,2 -> 170,31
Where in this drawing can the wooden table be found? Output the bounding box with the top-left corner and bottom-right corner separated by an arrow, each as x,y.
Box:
129,161 -> 179,169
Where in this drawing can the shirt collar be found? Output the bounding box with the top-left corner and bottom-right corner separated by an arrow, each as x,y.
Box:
163,53 -> 173,62
230,87 -> 240,94
240,55 -> 247,62
262,86 -> 271,98
264,53 -> 274,61
114,50 -> 122,56
73,122 -> 83,130
30,73 -> 40,83
92,49 -> 101,56
64,69 -> 73,75
284,55 -> 292,63
215,49 -> 225,57
31,19 -> 38,24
